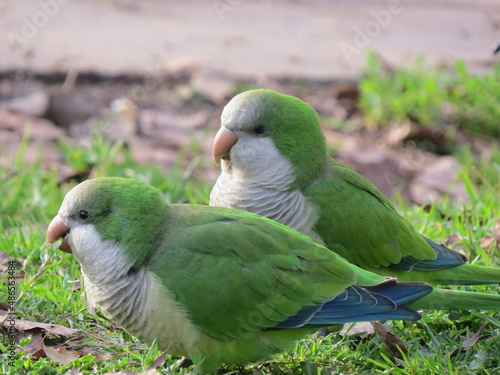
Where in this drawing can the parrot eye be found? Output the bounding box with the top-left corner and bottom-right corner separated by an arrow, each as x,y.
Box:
253,124 -> 267,135
78,210 -> 91,222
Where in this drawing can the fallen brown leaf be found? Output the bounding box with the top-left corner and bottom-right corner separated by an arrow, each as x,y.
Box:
445,234 -> 461,247
72,279 -> 82,290
146,349 -> 169,370
18,329 -> 45,356
1,312 -> 83,361
480,237 -> 496,253
493,218 -> 500,244
0,251 -> 14,265
451,322 -> 488,357
0,301 -> 11,310
43,345 -> 83,366
372,322 -> 408,360
93,352 -> 128,363
0,310 -> 80,337
139,369 -> 163,375
0,252 -> 23,277
340,322 -> 375,337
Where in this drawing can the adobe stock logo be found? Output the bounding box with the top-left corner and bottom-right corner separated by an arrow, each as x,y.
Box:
213,0 -> 243,21
339,0 -> 407,62
7,0 -> 70,49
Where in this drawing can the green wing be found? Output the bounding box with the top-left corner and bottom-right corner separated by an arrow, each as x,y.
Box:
149,204 -> 357,341
306,159 -> 436,270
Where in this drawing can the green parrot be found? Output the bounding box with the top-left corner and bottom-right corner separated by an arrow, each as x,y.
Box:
46,177 -> 500,373
210,89 -> 500,286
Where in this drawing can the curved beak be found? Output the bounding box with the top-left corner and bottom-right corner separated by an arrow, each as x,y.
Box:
46,215 -> 72,254
212,127 -> 238,166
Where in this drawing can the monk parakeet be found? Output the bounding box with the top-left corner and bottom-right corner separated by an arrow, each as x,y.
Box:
210,89 -> 500,286
46,177 -> 500,373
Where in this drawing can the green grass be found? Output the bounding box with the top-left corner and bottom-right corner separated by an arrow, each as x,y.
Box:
359,53 -> 500,140
1,109 -> 500,373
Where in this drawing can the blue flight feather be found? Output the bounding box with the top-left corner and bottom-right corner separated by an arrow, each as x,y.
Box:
391,235 -> 467,272
269,280 -> 431,329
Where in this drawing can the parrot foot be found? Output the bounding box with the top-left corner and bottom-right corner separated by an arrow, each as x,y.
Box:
177,357 -> 194,368
164,357 -> 194,373
317,327 -> 330,337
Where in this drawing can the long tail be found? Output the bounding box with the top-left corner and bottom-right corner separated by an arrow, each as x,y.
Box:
271,280 -> 432,329
392,236 -> 467,272
383,264 -> 500,286
407,288 -> 500,311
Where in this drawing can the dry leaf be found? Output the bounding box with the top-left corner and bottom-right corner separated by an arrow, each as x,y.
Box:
340,322 -> 375,337
1,312 -> 80,361
30,347 -> 46,359
103,371 -> 139,375
480,237 -> 496,253
139,369 -> 163,375
493,218 -> 500,243
146,349 -> 169,370
93,352 -> 128,363
372,322 -> 408,360
0,310 -> 80,337
445,234 -> 461,247
9,318 -> 79,337
19,329 -> 45,355
451,322 -> 487,357
72,279 -> 82,290
0,252 -> 23,276
0,301 -> 11,310
44,345 -> 82,366
0,251 -> 14,265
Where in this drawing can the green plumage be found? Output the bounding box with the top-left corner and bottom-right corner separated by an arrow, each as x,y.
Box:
51,177 -> 500,373
65,177 -> 167,268
212,89 -> 500,286
154,204 -> 356,341
305,142 -> 500,285
238,90 -> 328,188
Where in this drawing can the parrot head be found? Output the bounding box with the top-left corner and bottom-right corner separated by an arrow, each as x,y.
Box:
212,89 -> 328,188
46,177 -> 166,269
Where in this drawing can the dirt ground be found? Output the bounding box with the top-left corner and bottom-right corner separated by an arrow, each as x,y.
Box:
1,0 -> 499,203
2,0 -> 500,79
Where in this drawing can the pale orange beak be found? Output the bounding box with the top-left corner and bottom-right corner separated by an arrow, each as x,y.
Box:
212,127 -> 238,166
46,215 -> 72,254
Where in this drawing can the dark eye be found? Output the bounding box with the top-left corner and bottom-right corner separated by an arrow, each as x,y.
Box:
253,124 -> 267,135
78,210 -> 90,221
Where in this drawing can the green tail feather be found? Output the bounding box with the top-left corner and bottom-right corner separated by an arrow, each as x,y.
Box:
407,288 -> 500,311
380,264 -> 500,286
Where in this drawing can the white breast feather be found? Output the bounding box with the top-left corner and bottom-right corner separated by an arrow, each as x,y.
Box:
210,137 -> 321,242
69,225 -> 202,356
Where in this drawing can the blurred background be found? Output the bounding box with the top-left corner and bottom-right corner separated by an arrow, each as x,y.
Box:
1,0 -> 500,203
2,2 -> 500,373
